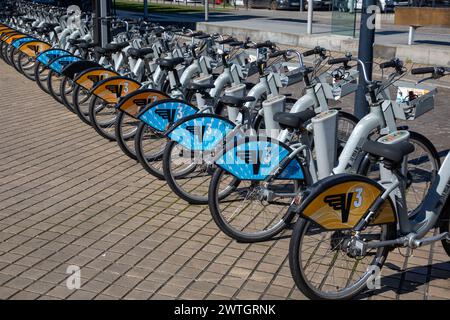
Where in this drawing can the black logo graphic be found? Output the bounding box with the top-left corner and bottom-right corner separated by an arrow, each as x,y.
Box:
236,150 -> 261,175
87,74 -> 106,84
133,97 -> 154,107
46,53 -> 58,61
155,108 -> 177,123
185,125 -> 207,141
324,193 -> 354,223
28,44 -> 40,53
105,84 -> 124,98
58,60 -> 72,67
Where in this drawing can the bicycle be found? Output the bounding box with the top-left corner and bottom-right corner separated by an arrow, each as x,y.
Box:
287,65 -> 449,300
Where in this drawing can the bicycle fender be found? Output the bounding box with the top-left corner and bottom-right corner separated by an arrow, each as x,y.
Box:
294,174 -> 397,230
115,88 -> 169,118
90,76 -> 141,104
61,60 -> 102,79
2,32 -> 26,44
18,40 -> 51,57
137,99 -> 198,133
48,55 -> 81,74
165,113 -> 236,152
11,37 -> 35,49
0,30 -> 18,40
73,67 -> 119,91
36,48 -> 72,66
215,136 -> 305,181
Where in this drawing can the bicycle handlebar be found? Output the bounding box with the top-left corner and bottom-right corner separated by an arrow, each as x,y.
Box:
303,46 -> 326,57
411,67 -> 438,75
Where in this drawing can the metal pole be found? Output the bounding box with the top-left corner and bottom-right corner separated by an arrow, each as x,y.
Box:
99,0 -> 111,47
300,0 -> 303,12
144,0 -> 148,18
307,0 -> 313,34
353,0 -> 375,119
205,0 -> 209,21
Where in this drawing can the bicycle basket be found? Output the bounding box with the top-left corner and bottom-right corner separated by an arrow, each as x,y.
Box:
391,81 -> 436,120
318,68 -> 358,100
270,61 -> 303,87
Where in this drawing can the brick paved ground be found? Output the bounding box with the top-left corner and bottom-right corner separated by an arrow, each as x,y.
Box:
0,59 -> 449,300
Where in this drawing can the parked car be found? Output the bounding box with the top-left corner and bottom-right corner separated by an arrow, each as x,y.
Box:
248,0 -> 331,10
355,0 -> 391,11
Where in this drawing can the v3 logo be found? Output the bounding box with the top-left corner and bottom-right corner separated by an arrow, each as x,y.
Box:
323,188 -> 363,223
155,108 -> 177,122
185,125 -> 207,141
105,83 -> 129,98
324,193 -> 354,223
236,150 -> 261,175
133,97 -> 157,107
28,44 -> 40,53
87,74 -> 107,84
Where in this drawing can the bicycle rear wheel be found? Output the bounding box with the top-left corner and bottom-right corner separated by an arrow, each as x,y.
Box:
59,75 -> 76,113
134,122 -> 167,180
208,167 -> 301,242
115,111 -> 139,160
88,95 -> 118,141
72,84 -> 92,125
289,218 -> 395,300
34,61 -> 51,94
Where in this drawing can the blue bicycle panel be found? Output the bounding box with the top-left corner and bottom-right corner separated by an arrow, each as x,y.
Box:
36,49 -> 71,66
215,138 -> 304,181
11,37 -> 35,49
167,115 -> 236,151
138,100 -> 198,132
48,55 -> 80,74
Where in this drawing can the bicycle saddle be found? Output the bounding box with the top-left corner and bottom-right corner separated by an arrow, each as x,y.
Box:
68,38 -> 86,45
22,17 -> 35,23
94,42 -> 128,55
220,95 -> 256,107
274,109 -> 316,130
106,41 -> 129,51
127,47 -> 153,59
42,22 -> 59,29
77,42 -> 95,49
158,57 -> 185,70
362,140 -> 415,164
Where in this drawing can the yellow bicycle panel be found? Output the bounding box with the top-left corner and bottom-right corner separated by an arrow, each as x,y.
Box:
117,90 -> 169,118
19,41 -> 51,57
5,33 -> 27,45
75,69 -> 119,91
302,181 -> 396,230
92,78 -> 141,104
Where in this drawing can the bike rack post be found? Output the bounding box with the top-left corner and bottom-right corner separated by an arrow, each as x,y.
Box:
92,0 -> 112,47
353,0 -> 376,119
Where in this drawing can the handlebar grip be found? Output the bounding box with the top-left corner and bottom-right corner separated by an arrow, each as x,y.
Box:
229,41 -> 243,47
379,60 -> 397,69
268,50 -> 287,58
302,48 -> 316,57
303,46 -> 323,57
188,31 -> 204,37
328,57 -> 351,65
218,38 -> 235,45
411,67 -> 436,75
255,41 -> 274,48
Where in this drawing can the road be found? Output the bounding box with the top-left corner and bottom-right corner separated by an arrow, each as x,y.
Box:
118,7 -> 450,47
